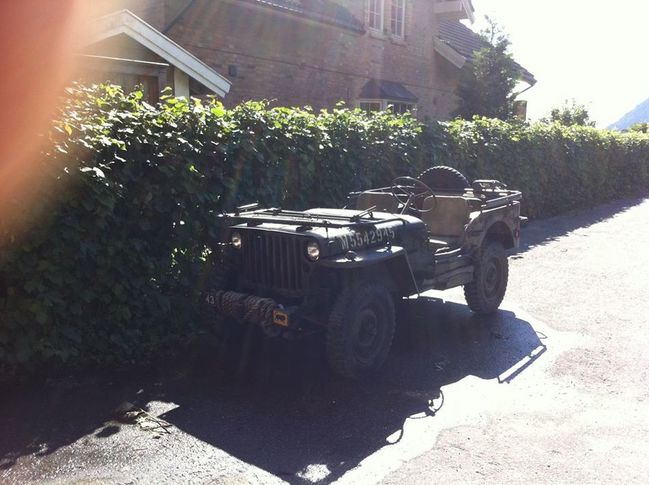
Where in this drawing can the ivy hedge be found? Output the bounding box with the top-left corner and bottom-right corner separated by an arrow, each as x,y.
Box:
1,85 -> 648,369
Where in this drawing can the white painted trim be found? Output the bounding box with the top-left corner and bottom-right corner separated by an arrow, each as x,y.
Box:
366,0 -> 385,33
389,0 -> 406,39
79,54 -> 169,68
357,98 -> 417,112
88,10 -> 231,97
461,0 -> 475,23
434,0 -> 474,22
433,38 -> 467,69
173,69 -> 190,98
357,98 -> 386,110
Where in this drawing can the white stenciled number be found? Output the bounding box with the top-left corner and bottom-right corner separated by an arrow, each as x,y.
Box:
346,234 -> 356,249
338,226 -> 394,251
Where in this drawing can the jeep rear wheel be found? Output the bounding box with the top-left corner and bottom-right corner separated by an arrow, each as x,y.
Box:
464,240 -> 509,315
326,284 -> 395,379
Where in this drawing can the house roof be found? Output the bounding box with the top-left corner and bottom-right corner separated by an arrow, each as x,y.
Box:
88,10 -> 231,96
242,0 -> 366,33
436,20 -> 536,85
359,79 -> 419,103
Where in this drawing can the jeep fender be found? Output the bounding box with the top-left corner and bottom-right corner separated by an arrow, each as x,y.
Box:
482,220 -> 518,249
320,245 -> 419,296
465,206 -> 521,250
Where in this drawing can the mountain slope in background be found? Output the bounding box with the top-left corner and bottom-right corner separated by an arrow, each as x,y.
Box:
609,98 -> 649,130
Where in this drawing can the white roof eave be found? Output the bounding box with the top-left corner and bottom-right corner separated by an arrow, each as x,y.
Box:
434,39 -> 467,69
88,10 -> 231,97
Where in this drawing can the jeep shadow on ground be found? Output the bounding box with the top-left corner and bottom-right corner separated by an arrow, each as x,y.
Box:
0,297 -> 545,483
5,198 -> 648,482
153,295 -> 546,484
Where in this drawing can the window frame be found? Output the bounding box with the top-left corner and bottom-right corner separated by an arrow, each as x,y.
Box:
389,0 -> 406,38
359,100 -> 384,113
357,98 -> 416,115
388,100 -> 414,115
366,0 -> 385,33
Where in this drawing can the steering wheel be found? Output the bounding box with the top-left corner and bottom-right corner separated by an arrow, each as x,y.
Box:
390,176 -> 436,214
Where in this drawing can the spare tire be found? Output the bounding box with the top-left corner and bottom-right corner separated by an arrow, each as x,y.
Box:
418,165 -> 470,192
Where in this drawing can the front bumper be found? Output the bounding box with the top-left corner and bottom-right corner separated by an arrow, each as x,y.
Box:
205,290 -> 294,336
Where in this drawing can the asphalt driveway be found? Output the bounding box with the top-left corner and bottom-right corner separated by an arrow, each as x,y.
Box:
1,196 -> 648,484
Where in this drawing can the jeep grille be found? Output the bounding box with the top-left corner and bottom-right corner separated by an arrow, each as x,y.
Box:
240,231 -> 309,295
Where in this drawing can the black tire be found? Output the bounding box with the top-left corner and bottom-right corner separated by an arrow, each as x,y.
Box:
326,284 -> 396,379
464,240 -> 509,315
418,165 -> 470,192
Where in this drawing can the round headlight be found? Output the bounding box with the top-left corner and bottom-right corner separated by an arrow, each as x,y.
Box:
231,231 -> 242,249
306,241 -> 320,261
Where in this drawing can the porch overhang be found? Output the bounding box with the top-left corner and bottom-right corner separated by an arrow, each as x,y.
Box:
87,9 -> 231,97
359,79 -> 419,103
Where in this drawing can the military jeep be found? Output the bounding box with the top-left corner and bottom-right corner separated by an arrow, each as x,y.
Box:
204,166 -> 523,379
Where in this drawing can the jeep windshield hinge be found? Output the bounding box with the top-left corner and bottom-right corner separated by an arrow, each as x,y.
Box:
351,206 -> 377,222
235,202 -> 259,215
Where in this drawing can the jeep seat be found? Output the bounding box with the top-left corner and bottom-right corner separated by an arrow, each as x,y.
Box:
421,195 -> 471,242
356,191 -> 399,214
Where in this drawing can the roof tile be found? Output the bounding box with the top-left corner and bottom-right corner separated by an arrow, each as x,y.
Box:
244,0 -> 365,32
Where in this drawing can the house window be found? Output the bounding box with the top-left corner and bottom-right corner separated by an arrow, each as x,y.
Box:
358,99 -> 416,114
390,0 -> 405,37
360,101 -> 383,113
367,0 -> 384,31
388,101 -> 413,114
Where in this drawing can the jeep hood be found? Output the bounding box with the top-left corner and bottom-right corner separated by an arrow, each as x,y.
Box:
220,207 -> 426,257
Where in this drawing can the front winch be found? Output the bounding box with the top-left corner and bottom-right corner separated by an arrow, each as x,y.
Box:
205,290 -> 288,337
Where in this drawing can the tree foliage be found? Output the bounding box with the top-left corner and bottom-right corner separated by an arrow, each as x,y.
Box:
629,122 -> 649,133
542,99 -> 596,127
454,17 -> 522,120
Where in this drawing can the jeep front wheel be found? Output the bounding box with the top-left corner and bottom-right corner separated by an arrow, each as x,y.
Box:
326,284 -> 396,379
464,240 -> 509,315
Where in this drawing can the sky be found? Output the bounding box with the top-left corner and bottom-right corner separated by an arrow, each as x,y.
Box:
466,0 -> 649,127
